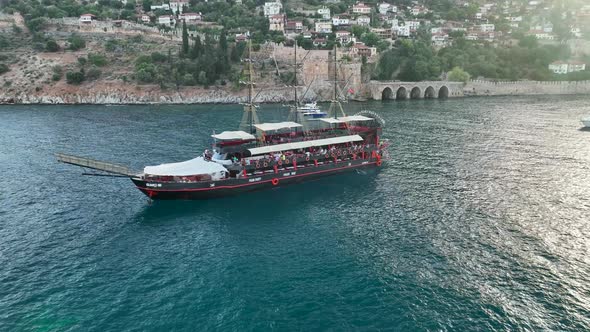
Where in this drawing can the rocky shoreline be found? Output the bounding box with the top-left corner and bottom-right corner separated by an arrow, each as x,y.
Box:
2,80 -> 590,105
0,84 -> 319,105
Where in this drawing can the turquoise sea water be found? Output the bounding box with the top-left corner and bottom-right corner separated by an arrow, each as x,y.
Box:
1,96 -> 590,331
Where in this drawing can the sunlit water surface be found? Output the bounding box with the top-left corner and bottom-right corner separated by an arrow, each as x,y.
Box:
1,96 -> 590,331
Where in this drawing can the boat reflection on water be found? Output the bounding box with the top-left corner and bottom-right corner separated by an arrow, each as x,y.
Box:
133,170 -> 380,223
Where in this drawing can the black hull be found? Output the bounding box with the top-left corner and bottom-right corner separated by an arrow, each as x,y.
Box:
131,159 -> 381,200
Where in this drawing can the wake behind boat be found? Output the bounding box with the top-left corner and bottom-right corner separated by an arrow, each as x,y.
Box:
581,117 -> 590,128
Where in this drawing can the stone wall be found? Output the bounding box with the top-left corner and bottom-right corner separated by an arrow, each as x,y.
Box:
464,80 -> 590,96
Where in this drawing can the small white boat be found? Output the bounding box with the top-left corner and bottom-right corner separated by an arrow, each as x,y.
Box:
582,117 -> 590,128
296,102 -> 327,118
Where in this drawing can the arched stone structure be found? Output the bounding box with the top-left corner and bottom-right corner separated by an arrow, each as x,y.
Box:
381,87 -> 394,100
368,81 -> 463,101
396,87 -> 407,100
438,86 -> 449,99
424,86 -> 435,99
410,87 -> 422,99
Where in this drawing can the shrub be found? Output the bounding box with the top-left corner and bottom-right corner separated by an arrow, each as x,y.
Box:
78,57 -> 87,66
86,67 -> 101,80
150,52 -> 167,63
11,24 -> 22,34
182,73 -> 195,86
45,39 -> 60,52
0,63 -> 9,75
52,66 -> 63,81
0,36 -> 9,49
26,17 -> 47,32
68,34 -> 86,51
88,53 -> 107,67
66,70 -> 85,84
104,39 -> 120,52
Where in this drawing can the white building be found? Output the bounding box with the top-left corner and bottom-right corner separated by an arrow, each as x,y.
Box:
318,6 -> 331,19
406,20 -> 420,31
479,24 -> 495,32
264,1 -> 282,17
378,3 -> 397,15
141,14 -> 151,23
335,30 -> 354,44
394,25 -> 410,37
332,16 -> 350,26
269,14 -> 285,32
549,61 -> 586,74
352,2 -> 371,14
571,27 -> 582,38
315,21 -> 333,33
356,15 -> 370,26
170,0 -> 189,14
432,33 -> 449,47
529,30 -> 555,40
158,15 -> 176,26
150,3 -> 170,11
79,13 -> 96,24
179,12 -> 202,24
411,6 -> 428,16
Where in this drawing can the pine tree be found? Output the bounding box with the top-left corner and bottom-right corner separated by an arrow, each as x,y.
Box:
190,35 -> 202,59
181,21 -> 189,55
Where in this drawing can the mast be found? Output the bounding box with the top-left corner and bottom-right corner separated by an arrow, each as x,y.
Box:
334,45 -> 337,119
294,40 -> 298,108
248,40 -> 253,133
239,39 -> 260,133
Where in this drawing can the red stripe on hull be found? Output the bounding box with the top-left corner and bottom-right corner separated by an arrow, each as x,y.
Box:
133,161 -> 380,200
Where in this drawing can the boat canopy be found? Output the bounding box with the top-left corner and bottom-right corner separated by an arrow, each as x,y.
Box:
144,157 -> 227,179
211,131 -> 256,141
254,122 -> 303,132
319,115 -> 374,124
247,135 -> 364,156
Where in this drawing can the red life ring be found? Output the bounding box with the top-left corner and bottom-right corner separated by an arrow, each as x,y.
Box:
271,178 -> 279,186
285,158 -> 290,164
337,150 -> 341,156
278,160 -> 282,166
305,156 -> 310,161
255,161 -> 260,168
325,154 -> 330,159
263,162 -> 268,167
376,160 -> 382,167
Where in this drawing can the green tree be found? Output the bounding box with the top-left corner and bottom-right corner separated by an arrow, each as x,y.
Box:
448,66 -> 470,83
142,0 -> 152,12
190,35 -> 202,59
182,21 -> 189,55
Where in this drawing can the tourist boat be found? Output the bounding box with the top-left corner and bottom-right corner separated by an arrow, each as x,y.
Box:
581,117 -> 590,128
56,44 -> 387,200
